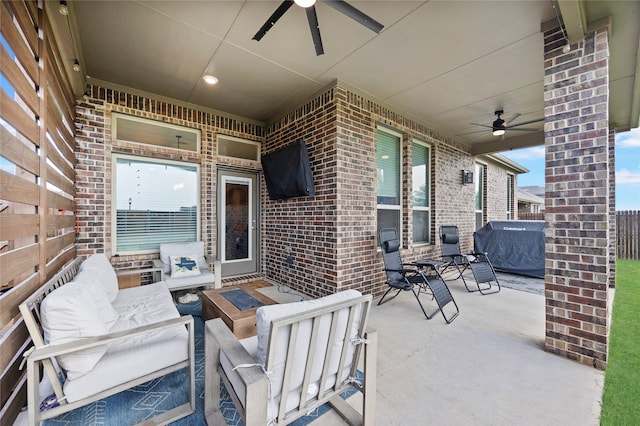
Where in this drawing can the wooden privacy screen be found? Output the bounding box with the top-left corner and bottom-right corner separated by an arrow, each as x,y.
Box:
0,1 -> 77,424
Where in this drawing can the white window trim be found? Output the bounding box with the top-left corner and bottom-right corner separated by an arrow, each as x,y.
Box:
112,112 -> 201,153
220,174 -> 253,264
217,134 -> 261,163
376,125 -> 403,244
111,153 -> 201,255
412,138 -> 431,245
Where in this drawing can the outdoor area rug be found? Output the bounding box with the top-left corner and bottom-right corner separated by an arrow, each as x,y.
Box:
43,299 -> 361,425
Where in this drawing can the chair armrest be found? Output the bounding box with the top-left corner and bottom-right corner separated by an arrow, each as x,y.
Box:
152,259 -> 166,280
204,255 -> 215,265
116,265 -> 164,285
28,316 -> 193,362
206,319 -> 266,386
205,318 -> 268,424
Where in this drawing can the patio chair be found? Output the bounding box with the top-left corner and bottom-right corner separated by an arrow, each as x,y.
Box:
439,225 -> 501,295
205,290 -> 377,426
379,227 -> 459,323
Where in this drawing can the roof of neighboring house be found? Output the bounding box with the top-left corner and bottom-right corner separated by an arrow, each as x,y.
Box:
519,185 -> 545,198
517,187 -> 544,205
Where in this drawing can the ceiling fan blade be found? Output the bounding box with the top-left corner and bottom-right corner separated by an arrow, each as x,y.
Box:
505,113 -> 521,125
306,5 -> 324,55
322,0 -> 384,33
470,122 -> 493,129
506,117 -> 544,128
504,127 -> 539,132
253,0 -> 295,41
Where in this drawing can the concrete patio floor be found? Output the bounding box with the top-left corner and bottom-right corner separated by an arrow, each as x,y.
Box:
258,275 -> 605,426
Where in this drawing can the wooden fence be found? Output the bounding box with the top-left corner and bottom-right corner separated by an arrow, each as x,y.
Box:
617,211 -> 639,260
517,211 -> 639,260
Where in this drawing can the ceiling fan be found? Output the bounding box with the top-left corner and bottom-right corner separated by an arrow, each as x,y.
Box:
252,0 -> 384,56
471,110 -> 544,137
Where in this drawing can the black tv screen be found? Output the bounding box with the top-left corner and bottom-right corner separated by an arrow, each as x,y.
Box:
261,140 -> 315,200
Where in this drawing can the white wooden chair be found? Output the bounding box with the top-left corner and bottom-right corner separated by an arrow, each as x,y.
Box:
205,290 -> 376,425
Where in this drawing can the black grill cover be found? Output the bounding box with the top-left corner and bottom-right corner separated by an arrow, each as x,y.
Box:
474,221 -> 545,278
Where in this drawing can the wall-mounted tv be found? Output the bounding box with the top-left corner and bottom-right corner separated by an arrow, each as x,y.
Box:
261,140 -> 315,200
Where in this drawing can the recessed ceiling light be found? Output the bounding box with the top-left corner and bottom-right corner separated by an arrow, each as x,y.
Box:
203,75 -> 218,85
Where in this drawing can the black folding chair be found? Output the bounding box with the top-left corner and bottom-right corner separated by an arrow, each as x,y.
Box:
440,225 -> 500,295
379,228 -> 459,323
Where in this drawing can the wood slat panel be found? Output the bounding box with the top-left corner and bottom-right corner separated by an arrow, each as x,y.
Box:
43,117 -> 75,178
46,163 -> 74,196
0,89 -> 39,145
1,41 -> 39,114
3,0 -> 39,56
0,244 -> 38,288
0,375 -> 27,426
47,214 -> 75,233
0,273 -> 38,329
0,214 -> 39,241
0,126 -> 39,175
47,190 -> 75,212
0,319 -> 29,375
45,53 -> 75,125
45,232 -> 75,261
0,170 -> 38,206
44,248 -> 76,282
0,335 -> 29,408
45,114 -> 75,169
0,2 -> 38,84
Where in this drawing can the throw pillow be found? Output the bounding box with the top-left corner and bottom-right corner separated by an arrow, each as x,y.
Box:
170,254 -> 201,278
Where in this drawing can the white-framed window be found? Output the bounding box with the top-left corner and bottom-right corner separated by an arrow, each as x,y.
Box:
507,174 -> 514,220
112,113 -> 201,152
475,163 -> 486,230
112,154 -> 200,254
376,126 -> 402,241
217,135 -> 261,162
412,139 -> 431,244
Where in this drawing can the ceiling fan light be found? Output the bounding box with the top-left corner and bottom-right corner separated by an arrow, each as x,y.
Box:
203,75 -> 218,85
492,128 -> 506,136
59,0 -> 68,15
294,0 -> 316,8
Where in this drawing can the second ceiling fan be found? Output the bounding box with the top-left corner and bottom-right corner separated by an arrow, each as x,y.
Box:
252,0 -> 384,56
472,110 -> 544,137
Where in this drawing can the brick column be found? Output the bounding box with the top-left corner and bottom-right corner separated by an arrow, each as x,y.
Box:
543,24 -> 611,370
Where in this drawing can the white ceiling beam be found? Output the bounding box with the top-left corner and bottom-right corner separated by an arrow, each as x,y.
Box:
557,0 -> 586,43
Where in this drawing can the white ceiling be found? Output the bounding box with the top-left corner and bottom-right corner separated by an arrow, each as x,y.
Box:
52,1 -> 640,155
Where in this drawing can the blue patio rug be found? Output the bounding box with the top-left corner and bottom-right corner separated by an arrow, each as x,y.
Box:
43,299 -> 361,425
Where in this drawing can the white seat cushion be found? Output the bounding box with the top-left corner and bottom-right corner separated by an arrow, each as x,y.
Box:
64,281 -> 189,403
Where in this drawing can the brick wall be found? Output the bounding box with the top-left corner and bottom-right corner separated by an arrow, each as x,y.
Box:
75,85 -> 264,272
263,84 -> 508,298
76,82 -> 521,298
543,25 -> 611,370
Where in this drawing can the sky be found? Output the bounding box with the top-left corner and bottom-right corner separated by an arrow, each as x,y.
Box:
501,127 -> 640,211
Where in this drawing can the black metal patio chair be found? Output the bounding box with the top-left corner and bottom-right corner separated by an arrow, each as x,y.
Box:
440,225 -> 501,295
379,227 -> 459,323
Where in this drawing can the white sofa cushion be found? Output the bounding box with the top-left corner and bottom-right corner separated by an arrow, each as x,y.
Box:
40,281 -> 109,380
78,253 -> 118,302
64,281 -> 189,403
170,254 -> 201,278
159,241 -> 207,274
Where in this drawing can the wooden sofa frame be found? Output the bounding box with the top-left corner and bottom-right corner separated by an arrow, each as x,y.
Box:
205,294 -> 377,426
19,257 -> 196,425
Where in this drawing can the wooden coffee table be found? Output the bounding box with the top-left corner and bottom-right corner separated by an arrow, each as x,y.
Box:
201,286 -> 277,339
